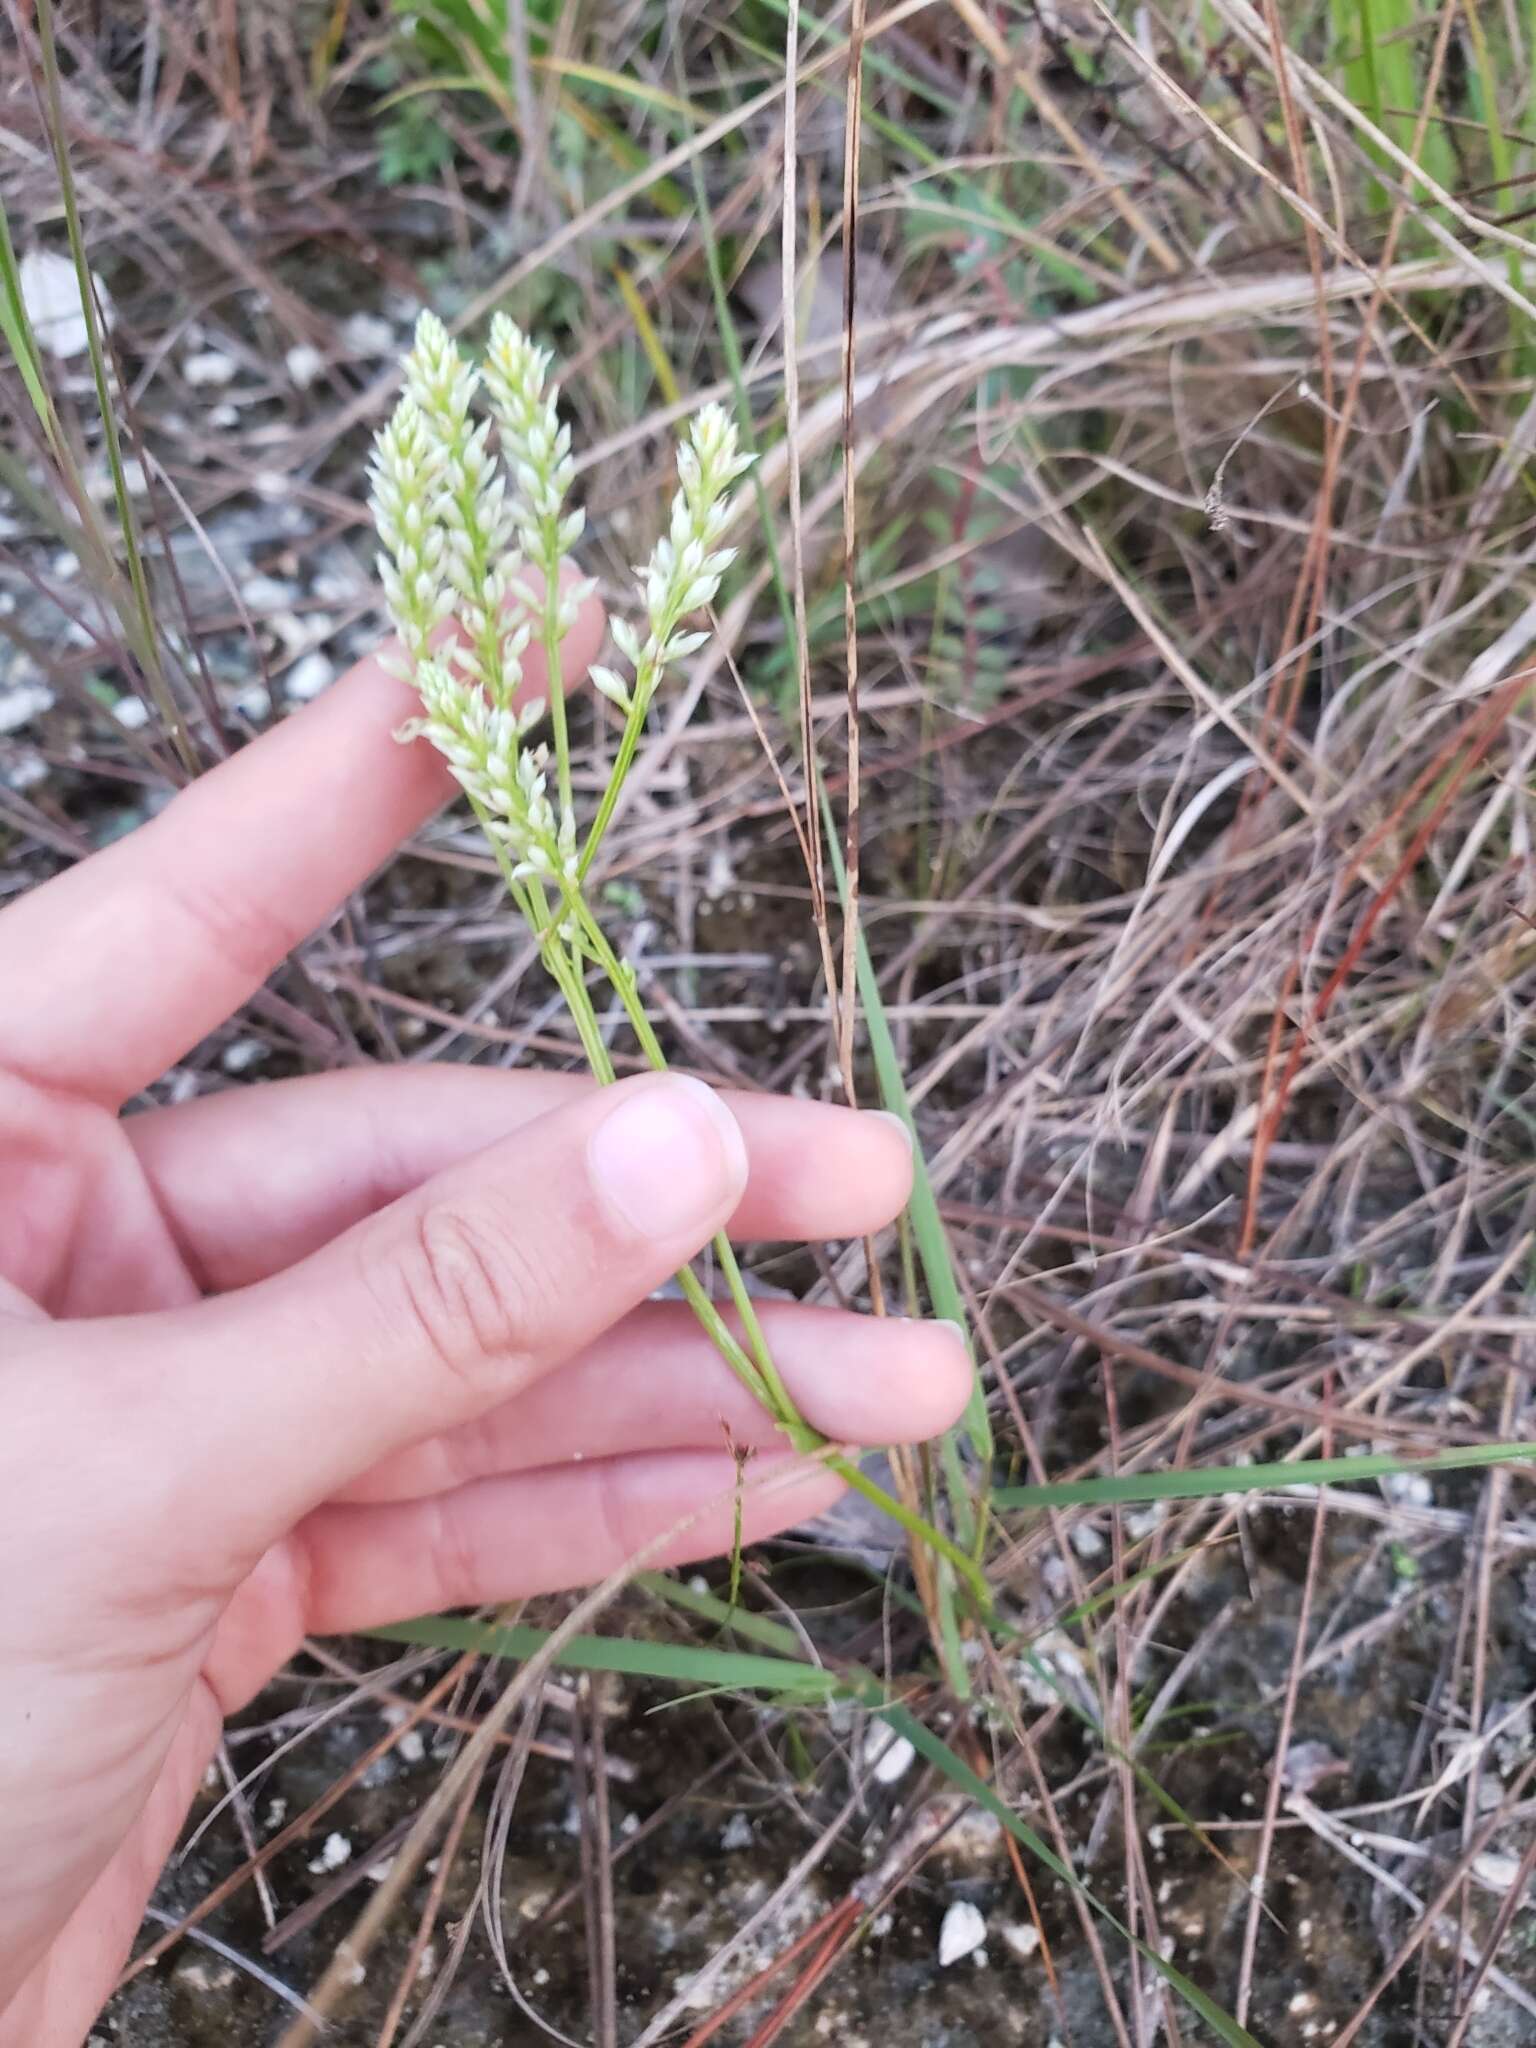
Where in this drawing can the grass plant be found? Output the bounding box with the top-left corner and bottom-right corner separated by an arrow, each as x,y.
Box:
369,310 -> 991,1602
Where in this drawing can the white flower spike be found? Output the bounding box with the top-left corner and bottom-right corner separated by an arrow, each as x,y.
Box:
371,317 -> 753,895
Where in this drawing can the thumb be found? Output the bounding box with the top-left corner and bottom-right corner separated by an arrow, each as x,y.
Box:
43,1074 -> 749,1569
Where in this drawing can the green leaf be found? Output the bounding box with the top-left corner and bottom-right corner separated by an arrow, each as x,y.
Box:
0,196 -> 63,456
372,1612 -> 841,1699
825,825 -> 993,1555
994,1440 -> 1536,1511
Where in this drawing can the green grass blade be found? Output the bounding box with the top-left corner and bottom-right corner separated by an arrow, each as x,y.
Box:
994,1440 -> 1536,1511
0,196 -> 65,457
1459,0 -> 1530,363
1333,0 -> 1456,206
637,1569 -> 807,1656
33,0 -> 192,771
826,820 -> 994,1538
0,196 -> 183,716
371,1613 -> 841,1698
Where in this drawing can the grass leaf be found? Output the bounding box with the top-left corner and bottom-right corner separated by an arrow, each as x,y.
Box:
995,1441 -> 1536,1511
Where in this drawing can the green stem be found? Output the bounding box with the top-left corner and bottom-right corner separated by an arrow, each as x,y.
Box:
551,892 -> 991,1608
569,900 -> 780,1391
579,660 -> 656,879
826,1455 -> 989,1601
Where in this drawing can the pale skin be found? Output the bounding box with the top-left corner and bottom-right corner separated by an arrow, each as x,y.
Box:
0,586 -> 971,2046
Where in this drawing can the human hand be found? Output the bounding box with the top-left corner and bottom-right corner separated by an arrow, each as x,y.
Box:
0,591 -> 971,2046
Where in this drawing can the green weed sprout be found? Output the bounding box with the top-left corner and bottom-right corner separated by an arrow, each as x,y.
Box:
370,312 -> 985,1602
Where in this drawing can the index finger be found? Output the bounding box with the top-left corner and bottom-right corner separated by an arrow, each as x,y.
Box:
0,584 -> 604,1106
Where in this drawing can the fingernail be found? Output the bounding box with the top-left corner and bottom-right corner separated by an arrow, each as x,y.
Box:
937,1318 -> 970,1355
589,1076 -> 748,1240
871,1109 -> 914,1153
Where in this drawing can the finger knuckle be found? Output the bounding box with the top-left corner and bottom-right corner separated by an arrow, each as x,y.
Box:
593,1466 -> 636,1572
395,1199 -> 545,1392
426,1488 -> 483,1610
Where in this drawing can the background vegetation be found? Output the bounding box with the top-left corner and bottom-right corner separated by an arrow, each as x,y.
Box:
5,1 -> 1536,2041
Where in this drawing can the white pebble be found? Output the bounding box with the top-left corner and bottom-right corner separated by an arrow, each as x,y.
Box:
184,349 -> 239,387
1125,1501 -> 1167,1541
863,1726 -> 917,1786
19,249 -> 113,360
341,311 -> 396,357
231,681 -> 272,723
112,695 -> 150,730
0,681 -> 55,734
240,572 -> 296,610
221,1036 -> 269,1075
307,1831 -> 352,1875
3,748 -> 48,792
398,1729 -> 426,1764
1472,1851 -> 1527,1895
1380,1468 -> 1433,1510
312,566 -> 359,605
1002,1921 -> 1041,1960
86,456 -> 147,501
285,342 -> 325,389
938,1899 -> 987,1967
274,609 -> 335,653
720,1812 -> 754,1851
285,651 -> 334,701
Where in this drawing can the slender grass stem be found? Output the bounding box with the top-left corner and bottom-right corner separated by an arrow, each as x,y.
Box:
566,901 -> 779,1390
578,671 -> 651,877
534,876 -> 992,1603
33,0 -> 190,772
373,315 -> 993,1629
